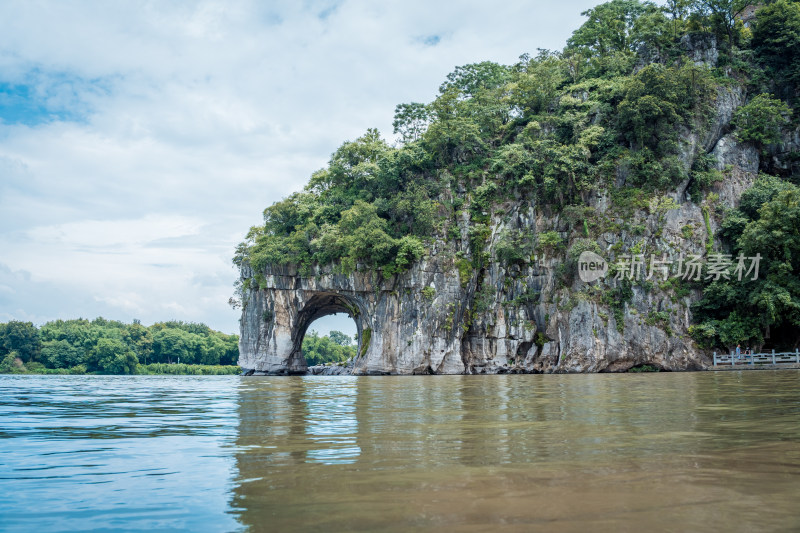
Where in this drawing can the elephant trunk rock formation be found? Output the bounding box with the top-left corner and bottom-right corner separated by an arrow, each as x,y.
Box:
236,178 -> 735,375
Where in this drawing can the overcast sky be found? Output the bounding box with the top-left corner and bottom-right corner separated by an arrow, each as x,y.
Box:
0,0 -> 601,336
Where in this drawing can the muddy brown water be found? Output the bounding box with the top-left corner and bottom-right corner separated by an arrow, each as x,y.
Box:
2,371 -> 799,532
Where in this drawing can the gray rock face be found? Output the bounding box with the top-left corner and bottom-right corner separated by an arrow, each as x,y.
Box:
458,196 -> 715,374
769,126 -> 800,175
678,85 -> 744,173
308,363 -> 351,375
711,134 -> 760,208
680,33 -> 718,67
712,134 -> 759,174
636,32 -> 717,72
237,75 -> 761,375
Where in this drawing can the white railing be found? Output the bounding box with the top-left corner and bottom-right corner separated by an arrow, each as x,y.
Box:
713,349 -> 800,366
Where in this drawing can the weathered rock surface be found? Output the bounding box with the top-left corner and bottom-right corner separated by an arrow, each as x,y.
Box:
681,33 -> 718,67
238,258 -> 467,375
237,175 -> 751,375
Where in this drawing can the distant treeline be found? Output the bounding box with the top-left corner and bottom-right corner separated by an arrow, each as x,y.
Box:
0,318 -> 239,375
302,330 -> 356,366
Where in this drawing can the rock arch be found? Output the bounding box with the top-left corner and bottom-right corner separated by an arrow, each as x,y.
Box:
284,292 -> 364,373
237,262 -> 468,375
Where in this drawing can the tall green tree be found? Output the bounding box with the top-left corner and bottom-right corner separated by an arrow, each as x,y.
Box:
302,331 -> 356,365
732,93 -> 792,150
751,0 -> 800,91
90,337 -> 138,374
0,321 -> 41,362
124,322 -> 154,365
694,0 -> 749,43
41,340 -> 85,369
508,51 -> 567,116
393,102 -> 430,143
617,63 -> 714,155
152,329 -> 190,364
567,0 -> 661,55
738,188 -> 800,336
328,330 -> 353,347
438,61 -> 511,97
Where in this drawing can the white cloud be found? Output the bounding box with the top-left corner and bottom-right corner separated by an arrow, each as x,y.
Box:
28,214 -> 202,248
0,0 -> 599,333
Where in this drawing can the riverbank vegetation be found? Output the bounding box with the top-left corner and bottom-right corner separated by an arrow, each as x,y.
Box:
691,176 -> 800,349
235,0 -> 800,352
0,318 -> 239,375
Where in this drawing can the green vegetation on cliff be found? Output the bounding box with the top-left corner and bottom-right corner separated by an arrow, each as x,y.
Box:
237,0 -> 800,352
691,175 -> 800,349
0,318 -> 239,375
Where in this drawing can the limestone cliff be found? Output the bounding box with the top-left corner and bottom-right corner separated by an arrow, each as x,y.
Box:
236,22 -> 800,374
238,85 -> 760,374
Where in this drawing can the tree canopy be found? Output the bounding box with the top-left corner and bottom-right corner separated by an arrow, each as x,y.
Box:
752,0 -> 800,94
692,177 -> 800,349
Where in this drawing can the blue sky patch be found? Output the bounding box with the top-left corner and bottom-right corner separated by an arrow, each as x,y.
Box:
0,71 -> 107,126
420,34 -> 441,47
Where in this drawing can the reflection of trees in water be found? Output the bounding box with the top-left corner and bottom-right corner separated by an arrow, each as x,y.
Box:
232,377 -> 360,468
354,374 -> 705,469
693,371 -> 800,448
230,373 -> 706,481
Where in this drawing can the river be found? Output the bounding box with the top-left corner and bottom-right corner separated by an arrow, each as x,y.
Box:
1,371 -> 799,532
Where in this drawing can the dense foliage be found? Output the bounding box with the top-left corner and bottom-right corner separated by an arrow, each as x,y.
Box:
751,0 -> 800,99
691,176 -> 800,349
0,318 -> 239,375
236,0 -> 800,351
732,93 -> 793,149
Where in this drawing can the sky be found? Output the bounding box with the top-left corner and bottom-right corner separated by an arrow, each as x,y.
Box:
0,0 -> 602,336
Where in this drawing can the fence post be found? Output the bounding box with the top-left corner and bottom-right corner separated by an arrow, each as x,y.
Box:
796,349 -> 799,364
713,352 -> 717,366
772,349 -> 776,365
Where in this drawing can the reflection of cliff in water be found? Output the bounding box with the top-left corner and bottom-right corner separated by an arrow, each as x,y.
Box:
230,373 -> 800,532
230,377 -> 360,531
231,377 -> 359,471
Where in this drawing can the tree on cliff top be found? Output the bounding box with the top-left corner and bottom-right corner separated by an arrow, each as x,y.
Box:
568,0 -> 663,54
